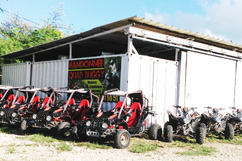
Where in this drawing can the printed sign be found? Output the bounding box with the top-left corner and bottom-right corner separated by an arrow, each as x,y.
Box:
68,57 -> 121,101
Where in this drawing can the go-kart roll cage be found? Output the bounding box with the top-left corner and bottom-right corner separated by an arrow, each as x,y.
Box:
16,87 -> 59,109
9,86 -> 34,105
58,88 -> 99,113
0,86 -> 33,103
0,85 -> 13,102
97,88 -> 149,119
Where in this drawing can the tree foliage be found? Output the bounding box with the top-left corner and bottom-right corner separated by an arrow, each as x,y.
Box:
0,3 -> 73,58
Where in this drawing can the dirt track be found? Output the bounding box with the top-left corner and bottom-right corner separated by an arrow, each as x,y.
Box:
1,131 -> 242,161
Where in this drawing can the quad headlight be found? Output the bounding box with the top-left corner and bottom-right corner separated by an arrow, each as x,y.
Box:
46,115 -> 52,122
102,122 -> 108,129
12,112 -> 17,118
0,111 -> 4,116
32,114 -> 37,120
86,121 -> 91,127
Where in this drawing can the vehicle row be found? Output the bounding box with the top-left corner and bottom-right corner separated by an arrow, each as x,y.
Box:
0,85 -> 241,149
0,86 -> 162,149
164,105 -> 241,144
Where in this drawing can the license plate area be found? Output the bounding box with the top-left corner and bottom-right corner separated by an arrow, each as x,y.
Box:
86,130 -> 100,137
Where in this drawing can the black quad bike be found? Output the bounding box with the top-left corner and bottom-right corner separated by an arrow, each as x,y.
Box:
200,107 -> 234,139
164,106 -> 206,144
19,87 -> 61,133
72,89 -> 161,149
57,88 -> 99,138
226,107 -> 242,134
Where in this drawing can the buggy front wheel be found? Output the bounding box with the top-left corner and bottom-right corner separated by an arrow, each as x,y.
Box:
57,122 -> 71,138
71,125 -> 79,141
114,129 -> 131,149
71,126 -> 87,141
19,120 -> 27,135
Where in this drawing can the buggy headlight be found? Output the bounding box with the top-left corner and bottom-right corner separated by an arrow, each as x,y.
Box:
32,114 -> 37,120
46,115 -> 52,121
12,112 -> 17,118
0,111 -> 4,116
86,121 -> 91,127
102,123 -> 108,129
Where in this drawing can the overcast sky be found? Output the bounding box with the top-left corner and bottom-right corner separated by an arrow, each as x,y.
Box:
0,0 -> 241,45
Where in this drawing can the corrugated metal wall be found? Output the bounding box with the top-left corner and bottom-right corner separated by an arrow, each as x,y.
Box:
2,60 -> 68,99
31,60 -> 68,88
31,60 -> 69,99
2,62 -> 31,86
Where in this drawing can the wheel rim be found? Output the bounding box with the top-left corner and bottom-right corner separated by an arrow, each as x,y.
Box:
63,125 -> 70,137
64,130 -> 70,137
120,133 -> 129,145
21,120 -> 27,130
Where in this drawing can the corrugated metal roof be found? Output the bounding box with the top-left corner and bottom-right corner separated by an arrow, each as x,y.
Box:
2,16 -> 242,59
128,16 -> 242,51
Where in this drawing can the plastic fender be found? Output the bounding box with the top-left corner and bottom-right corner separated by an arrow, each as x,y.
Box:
10,105 -> 16,109
109,114 -> 117,120
118,126 -> 123,129
96,112 -> 103,118
54,108 -> 63,113
44,107 -> 51,111
19,106 -> 27,111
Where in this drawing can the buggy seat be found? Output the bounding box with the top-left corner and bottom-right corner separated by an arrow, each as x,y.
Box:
31,96 -> 40,105
73,99 -> 90,121
30,96 -> 40,111
41,97 -> 53,108
7,94 -> 15,106
68,98 -> 75,106
16,95 -> 25,104
127,102 -> 141,128
113,101 -> 126,112
66,98 -> 75,113
109,101 -> 126,119
53,98 -> 75,114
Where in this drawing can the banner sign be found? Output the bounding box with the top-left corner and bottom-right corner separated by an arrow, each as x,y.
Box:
68,57 -> 121,102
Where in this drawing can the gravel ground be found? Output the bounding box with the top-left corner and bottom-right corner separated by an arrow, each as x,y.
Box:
0,132 -> 242,161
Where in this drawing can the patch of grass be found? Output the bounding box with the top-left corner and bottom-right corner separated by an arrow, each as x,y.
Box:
0,126 -> 18,134
6,147 -> 16,154
218,138 -> 242,145
129,140 -> 159,153
206,135 -> 218,143
167,139 -> 200,149
206,134 -> 242,145
56,142 -> 73,151
177,146 -> 217,156
76,142 -> 112,149
19,133 -> 75,151
18,134 -> 57,145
